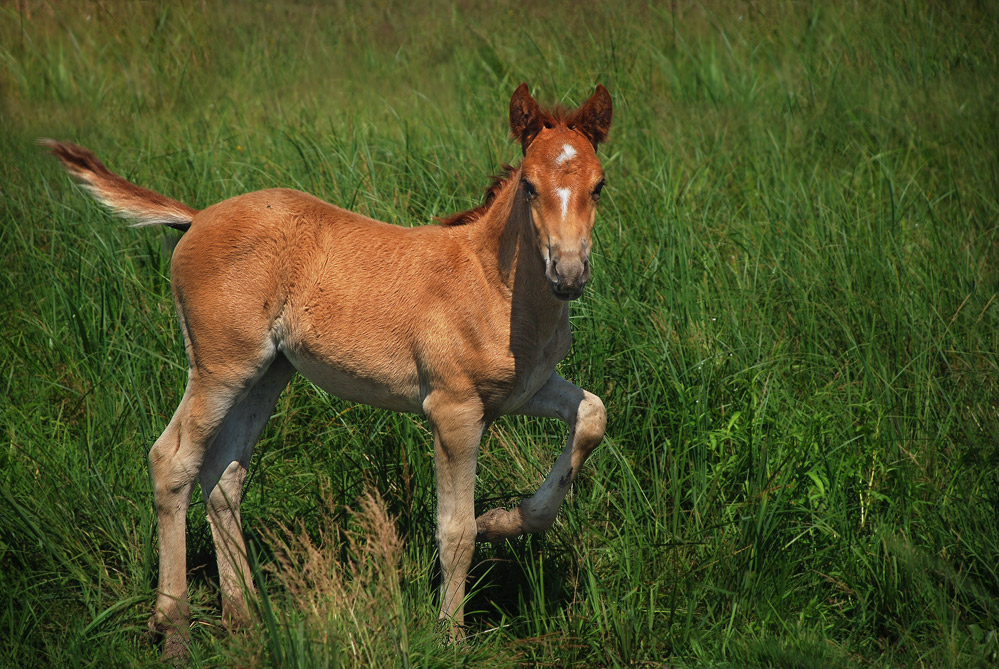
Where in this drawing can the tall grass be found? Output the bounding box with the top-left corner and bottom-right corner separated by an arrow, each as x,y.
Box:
2,0 -> 998,665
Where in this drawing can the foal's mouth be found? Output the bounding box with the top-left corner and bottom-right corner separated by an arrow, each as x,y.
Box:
545,253 -> 590,301
548,280 -> 586,301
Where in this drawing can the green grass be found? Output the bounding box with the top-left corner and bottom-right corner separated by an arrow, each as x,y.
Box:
2,0 -> 999,665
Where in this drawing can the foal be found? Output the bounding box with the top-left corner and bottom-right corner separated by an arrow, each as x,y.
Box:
44,83 -> 612,657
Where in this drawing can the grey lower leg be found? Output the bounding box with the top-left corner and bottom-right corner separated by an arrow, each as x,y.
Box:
199,357 -> 293,627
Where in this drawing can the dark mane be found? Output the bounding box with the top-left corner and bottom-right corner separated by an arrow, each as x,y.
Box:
536,104 -> 603,140
535,104 -> 573,128
437,164 -> 519,226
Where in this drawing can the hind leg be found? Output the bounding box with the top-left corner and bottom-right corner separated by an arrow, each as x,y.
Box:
147,375 -> 248,659
199,355 -> 295,629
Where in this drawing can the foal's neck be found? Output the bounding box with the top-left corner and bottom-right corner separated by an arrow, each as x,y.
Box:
470,173 -> 567,326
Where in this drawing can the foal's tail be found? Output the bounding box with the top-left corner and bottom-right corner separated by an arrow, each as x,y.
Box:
40,139 -> 198,231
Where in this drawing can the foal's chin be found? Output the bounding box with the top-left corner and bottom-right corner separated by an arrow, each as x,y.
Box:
549,283 -> 586,301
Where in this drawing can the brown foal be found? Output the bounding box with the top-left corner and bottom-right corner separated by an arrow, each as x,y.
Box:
44,82 -> 612,658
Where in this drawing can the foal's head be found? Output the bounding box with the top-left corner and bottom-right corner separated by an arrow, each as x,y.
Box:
510,83 -> 613,301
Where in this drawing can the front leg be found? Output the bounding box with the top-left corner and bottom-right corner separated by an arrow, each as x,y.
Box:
476,373 -> 606,542
424,392 -> 486,637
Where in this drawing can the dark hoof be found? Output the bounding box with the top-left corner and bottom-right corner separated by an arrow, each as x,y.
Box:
161,632 -> 191,664
148,613 -> 191,663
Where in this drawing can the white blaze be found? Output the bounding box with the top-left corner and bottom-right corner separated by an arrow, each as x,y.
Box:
556,188 -> 571,219
556,143 -> 577,165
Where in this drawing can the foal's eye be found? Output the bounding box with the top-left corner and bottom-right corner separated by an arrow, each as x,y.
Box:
592,179 -> 606,202
522,180 -> 538,200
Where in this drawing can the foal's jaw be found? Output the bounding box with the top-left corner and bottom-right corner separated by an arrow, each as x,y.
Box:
519,195 -> 592,300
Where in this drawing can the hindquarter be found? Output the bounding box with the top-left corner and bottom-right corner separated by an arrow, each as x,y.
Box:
170,213 -> 287,383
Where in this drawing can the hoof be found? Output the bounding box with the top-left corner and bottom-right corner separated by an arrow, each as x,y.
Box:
148,612 -> 190,663
161,632 -> 191,664
437,617 -> 467,644
475,506 -> 525,543
222,607 -> 252,632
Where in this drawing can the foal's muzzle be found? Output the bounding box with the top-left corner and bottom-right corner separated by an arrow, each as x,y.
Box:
546,253 -> 590,301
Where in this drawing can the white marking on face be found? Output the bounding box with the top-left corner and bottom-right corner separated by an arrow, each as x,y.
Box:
555,143 -> 577,165
556,187 -> 571,219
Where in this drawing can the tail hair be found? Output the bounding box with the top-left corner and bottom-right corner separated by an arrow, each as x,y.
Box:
40,139 -> 197,231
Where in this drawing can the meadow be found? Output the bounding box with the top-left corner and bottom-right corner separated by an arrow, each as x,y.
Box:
2,1 -> 998,665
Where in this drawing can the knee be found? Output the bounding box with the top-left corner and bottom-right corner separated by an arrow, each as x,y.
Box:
148,432 -> 178,478
577,393 -> 606,446
149,450 -> 198,513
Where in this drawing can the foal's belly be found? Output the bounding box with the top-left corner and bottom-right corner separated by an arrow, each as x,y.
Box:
282,349 -> 424,414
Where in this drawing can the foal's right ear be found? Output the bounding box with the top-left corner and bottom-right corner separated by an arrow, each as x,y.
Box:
569,84 -> 613,150
510,83 -> 544,154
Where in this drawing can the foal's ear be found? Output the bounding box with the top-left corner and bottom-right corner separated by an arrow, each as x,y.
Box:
510,83 -> 544,154
569,84 -> 613,149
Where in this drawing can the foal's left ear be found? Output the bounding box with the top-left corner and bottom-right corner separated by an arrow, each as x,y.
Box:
569,85 -> 613,150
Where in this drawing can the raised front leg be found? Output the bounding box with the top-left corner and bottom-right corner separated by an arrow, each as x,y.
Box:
424,392 -> 486,637
476,373 -> 605,542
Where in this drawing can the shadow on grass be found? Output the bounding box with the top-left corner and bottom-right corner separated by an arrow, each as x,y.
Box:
463,533 -> 579,635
